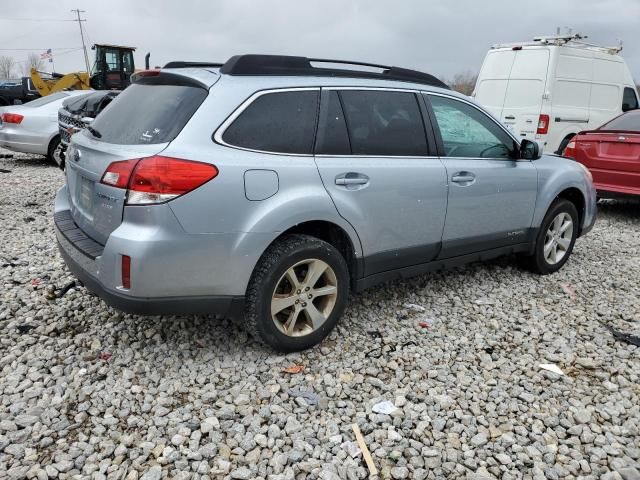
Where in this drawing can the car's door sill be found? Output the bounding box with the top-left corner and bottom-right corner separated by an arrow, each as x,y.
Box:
355,242 -> 534,292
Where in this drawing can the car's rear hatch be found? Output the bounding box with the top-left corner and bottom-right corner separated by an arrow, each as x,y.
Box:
65,69 -> 217,245
576,131 -> 640,193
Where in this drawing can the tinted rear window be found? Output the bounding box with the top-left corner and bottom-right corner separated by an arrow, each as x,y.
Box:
222,90 -> 319,154
315,91 -> 351,155
90,83 -> 207,145
339,90 -> 428,156
601,110 -> 640,131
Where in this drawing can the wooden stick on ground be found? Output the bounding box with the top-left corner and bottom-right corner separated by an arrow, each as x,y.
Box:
352,423 -> 378,476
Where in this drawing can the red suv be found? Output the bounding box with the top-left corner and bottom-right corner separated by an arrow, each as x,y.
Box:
563,110 -> 640,198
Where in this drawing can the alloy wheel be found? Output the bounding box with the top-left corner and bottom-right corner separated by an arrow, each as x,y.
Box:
271,258 -> 338,337
544,212 -> 573,265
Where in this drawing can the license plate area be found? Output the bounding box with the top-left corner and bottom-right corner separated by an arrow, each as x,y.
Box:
77,176 -> 94,214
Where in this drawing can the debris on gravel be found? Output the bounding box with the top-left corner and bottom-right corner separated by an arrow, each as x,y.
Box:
1,148 -> 639,479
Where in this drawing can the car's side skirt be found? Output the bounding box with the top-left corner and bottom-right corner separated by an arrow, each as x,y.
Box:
354,242 -> 535,292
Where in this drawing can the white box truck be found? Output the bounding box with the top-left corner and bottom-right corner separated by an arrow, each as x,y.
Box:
473,34 -> 639,154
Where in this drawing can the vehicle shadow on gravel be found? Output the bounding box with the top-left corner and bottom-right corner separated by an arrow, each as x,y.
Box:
1,154 -> 56,169
97,254 -> 529,360
597,199 -> 640,220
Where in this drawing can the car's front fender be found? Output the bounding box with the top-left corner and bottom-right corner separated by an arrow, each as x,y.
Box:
532,155 -> 597,234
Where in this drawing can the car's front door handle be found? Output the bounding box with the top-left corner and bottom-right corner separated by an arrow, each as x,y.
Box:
451,172 -> 476,184
335,172 -> 369,186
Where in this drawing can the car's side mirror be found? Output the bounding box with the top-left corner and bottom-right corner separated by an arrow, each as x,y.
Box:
520,139 -> 541,160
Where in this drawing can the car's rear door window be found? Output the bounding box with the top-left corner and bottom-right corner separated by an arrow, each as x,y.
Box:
315,90 -> 351,155
90,83 -> 207,145
222,90 -> 319,154
427,94 -> 517,158
337,90 -> 428,156
623,87 -> 639,111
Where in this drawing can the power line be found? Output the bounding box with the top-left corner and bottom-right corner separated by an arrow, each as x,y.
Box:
0,47 -> 80,51
0,17 -> 80,22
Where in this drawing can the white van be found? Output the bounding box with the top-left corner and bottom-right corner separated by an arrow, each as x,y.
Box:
473,34 -> 639,154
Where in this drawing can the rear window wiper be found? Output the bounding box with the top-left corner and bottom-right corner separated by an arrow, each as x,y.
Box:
87,126 -> 102,138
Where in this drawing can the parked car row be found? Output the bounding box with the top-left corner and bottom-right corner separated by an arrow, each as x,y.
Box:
53,54 -> 597,351
1,41 -> 636,352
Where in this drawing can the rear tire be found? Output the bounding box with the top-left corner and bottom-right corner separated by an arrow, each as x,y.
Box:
524,199 -> 579,274
244,234 -> 349,352
47,136 -> 60,164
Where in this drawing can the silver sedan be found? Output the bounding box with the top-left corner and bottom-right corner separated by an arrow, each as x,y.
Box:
0,91 -> 91,162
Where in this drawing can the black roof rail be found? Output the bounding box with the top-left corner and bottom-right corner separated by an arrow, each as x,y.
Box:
219,55 -> 449,89
163,61 -> 224,69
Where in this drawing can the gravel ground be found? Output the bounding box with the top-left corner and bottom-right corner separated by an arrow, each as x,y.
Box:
1,148 -> 639,480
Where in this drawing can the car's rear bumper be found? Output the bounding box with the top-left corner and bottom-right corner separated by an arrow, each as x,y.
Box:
0,130 -> 48,155
595,184 -> 640,198
55,211 -> 245,318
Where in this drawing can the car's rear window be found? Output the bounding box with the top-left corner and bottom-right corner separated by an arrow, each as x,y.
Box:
24,92 -> 70,108
601,110 -> 640,132
90,83 -> 207,145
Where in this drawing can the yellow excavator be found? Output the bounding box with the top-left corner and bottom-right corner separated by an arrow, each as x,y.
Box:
30,44 -> 137,96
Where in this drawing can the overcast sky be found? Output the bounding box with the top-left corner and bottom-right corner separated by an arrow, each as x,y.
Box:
1,0 -> 638,82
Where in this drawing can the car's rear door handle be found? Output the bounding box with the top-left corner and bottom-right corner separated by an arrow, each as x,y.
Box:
335,172 -> 369,186
505,115 -> 516,120
451,172 -> 476,184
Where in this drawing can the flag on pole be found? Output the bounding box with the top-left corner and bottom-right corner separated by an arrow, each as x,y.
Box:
41,49 -> 53,62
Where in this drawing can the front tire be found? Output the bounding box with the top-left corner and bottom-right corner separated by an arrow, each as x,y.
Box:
525,199 -> 579,274
47,136 -> 60,164
244,234 -> 349,352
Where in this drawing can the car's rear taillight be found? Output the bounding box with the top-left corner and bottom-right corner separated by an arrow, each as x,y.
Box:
563,140 -> 577,159
100,159 -> 139,188
1,113 -> 24,124
536,114 -> 550,135
100,155 -> 218,205
121,255 -> 131,289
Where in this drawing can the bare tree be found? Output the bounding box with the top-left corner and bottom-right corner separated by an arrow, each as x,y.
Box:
446,70 -> 478,96
0,55 -> 16,79
23,53 -> 44,76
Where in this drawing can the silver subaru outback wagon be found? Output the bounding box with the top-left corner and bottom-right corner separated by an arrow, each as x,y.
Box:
54,55 -> 596,351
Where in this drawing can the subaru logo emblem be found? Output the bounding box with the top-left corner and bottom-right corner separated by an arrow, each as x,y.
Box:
67,146 -> 80,162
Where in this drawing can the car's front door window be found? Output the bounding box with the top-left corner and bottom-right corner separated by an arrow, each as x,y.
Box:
428,94 -> 517,159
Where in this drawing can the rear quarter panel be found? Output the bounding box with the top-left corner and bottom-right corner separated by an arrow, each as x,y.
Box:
162,78 -> 364,261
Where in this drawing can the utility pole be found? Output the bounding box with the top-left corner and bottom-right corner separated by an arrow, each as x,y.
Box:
71,9 -> 90,73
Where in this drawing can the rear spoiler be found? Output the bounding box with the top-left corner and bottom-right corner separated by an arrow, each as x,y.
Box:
131,70 -> 209,89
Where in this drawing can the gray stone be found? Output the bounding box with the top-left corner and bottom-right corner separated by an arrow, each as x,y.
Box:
140,465 -> 162,480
